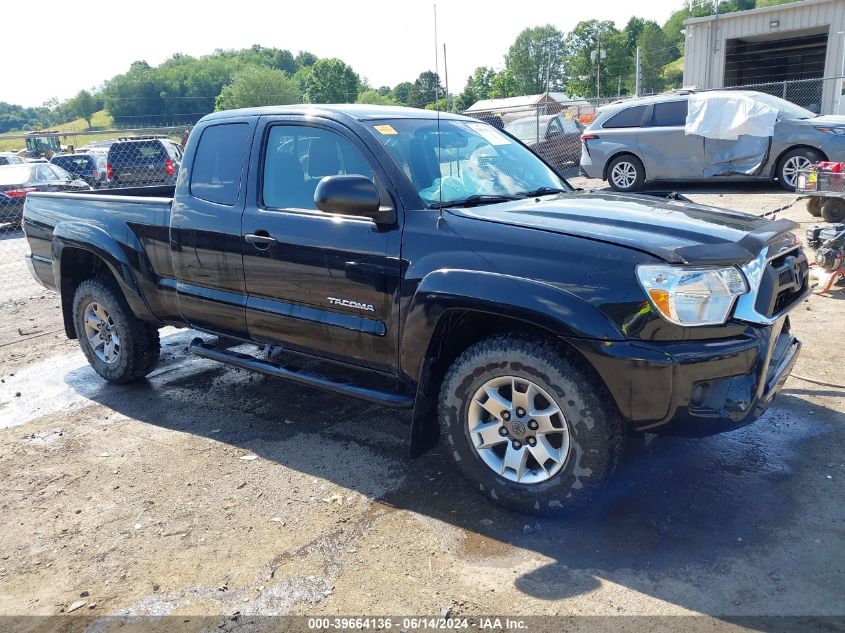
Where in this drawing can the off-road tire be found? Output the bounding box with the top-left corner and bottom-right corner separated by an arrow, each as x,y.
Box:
72,277 -> 161,383
438,335 -> 624,514
821,198 -> 845,222
807,198 -> 822,217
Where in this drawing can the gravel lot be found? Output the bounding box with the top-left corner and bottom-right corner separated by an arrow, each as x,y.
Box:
0,181 -> 843,629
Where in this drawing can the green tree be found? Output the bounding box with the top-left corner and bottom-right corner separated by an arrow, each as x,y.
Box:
504,25 -> 566,95
69,90 -> 97,128
624,17 -> 646,54
295,51 -> 318,68
563,21 -> 631,98
637,22 -> 672,94
458,66 -> 497,108
410,71 -> 444,108
663,0 -> 757,50
662,7 -> 691,51
391,82 -> 414,105
489,69 -> 517,98
755,0 -> 801,6
215,66 -> 300,111
356,89 -> 398,106
304,58 -> 359,103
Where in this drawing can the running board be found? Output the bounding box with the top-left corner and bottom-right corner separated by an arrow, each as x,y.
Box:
189,338 -> 414,409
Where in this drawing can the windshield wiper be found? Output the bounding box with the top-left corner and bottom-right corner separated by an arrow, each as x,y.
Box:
517,186 -> 566,198
427,194 -> 521,209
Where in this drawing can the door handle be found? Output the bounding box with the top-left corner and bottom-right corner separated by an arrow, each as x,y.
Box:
244,231 -> 277,249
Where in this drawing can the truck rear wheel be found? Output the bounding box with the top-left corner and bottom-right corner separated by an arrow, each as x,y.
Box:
72,277 -> 161,383
438,335 -> 623,514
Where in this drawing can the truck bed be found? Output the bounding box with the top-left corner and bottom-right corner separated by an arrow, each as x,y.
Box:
23,186 -> 174,297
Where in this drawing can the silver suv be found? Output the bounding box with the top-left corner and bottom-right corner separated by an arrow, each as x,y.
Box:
579,90 -> 845,192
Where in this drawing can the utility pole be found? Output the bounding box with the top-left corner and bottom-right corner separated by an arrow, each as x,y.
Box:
433,4 -> 439,106
443,43 -> 449,111
591,33 -> 606,99
596,32 -> 601,99
635,46 -> 641,96
545,45 -> 552,95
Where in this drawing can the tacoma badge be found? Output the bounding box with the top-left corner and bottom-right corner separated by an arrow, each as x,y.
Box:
327,297 -> 375,312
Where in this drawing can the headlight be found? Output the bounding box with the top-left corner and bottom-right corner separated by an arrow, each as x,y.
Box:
814,126 -> 845,135
636,265 -> 749,326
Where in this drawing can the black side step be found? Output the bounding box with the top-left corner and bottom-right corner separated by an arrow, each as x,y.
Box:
189,338 -> 414,409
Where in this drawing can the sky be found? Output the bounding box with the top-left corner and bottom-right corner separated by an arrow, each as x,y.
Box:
2,0 -> 681,108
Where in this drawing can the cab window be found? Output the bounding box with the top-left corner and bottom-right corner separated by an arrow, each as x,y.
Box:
262,125 -> 373,211
190,123 -> 251,206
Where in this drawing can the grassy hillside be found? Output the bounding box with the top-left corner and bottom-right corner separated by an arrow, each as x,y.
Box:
0,110 -> 165,153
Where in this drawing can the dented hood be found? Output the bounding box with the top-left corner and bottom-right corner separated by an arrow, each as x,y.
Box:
448,191 -> 797,265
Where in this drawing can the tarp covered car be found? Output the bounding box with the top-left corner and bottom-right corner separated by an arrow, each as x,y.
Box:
685,93 -> 777,177
579,89 -> 845,192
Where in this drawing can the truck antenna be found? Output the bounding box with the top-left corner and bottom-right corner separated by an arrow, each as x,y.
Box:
434,3 -> 444,226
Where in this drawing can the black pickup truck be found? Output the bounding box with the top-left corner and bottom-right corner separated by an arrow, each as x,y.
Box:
23,105 -> 809,513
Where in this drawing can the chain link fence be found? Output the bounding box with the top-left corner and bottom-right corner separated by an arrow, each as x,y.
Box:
724,75 -> 845,116
0,126 -> 186,334
461,97 -> 618,178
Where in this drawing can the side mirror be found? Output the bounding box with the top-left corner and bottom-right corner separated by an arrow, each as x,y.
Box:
314,175 -> 383,219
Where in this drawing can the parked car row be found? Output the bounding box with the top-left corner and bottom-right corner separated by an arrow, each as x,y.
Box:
49,138 -> 183,189
0,163 -> 90,228
0,137 -> 184,229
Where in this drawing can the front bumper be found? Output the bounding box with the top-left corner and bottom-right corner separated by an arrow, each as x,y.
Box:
571,316 -> 800,436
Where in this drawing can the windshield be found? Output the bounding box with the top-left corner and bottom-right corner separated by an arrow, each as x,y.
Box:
367,118 -> 570,208
749,92 -> 815,120
505,117 -> 552,143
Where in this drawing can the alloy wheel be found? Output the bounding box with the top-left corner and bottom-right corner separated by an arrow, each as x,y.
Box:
610,161 -> 637,189
781,155 -> 812,189
467,376 -> 570,484
83,301 -> 121,364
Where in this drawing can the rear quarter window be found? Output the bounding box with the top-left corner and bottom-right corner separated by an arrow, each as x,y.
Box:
190,123 -> 251,206
602,105 -> 648,129
651,101 -> 688,127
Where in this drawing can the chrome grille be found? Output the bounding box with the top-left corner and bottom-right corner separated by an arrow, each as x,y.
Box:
735,244 -> 811,325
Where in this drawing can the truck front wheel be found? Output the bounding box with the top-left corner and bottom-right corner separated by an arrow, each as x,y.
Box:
72,277 -> 161,383
438,335 -> 623,514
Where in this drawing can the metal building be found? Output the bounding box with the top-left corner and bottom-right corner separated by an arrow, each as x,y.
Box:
683,0 -> 845,114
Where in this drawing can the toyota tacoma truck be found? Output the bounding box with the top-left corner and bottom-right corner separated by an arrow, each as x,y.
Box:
22,105 -> 809,514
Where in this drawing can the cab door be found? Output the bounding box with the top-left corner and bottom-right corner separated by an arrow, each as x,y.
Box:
240,116 -> 401,374
169,119 -> 256,336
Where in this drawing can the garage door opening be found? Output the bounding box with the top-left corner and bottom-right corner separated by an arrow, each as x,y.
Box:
724,29 -> 828,111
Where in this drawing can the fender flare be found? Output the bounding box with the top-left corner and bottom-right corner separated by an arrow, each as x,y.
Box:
51,221 -> 156,326
401,269 -> 623,383
402,269 -> 625,456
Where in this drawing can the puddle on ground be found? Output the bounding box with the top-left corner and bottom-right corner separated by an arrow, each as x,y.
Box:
0,327 -> 193,430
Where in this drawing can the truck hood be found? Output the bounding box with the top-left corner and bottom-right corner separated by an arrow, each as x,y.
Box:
448,191 -> 797,265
